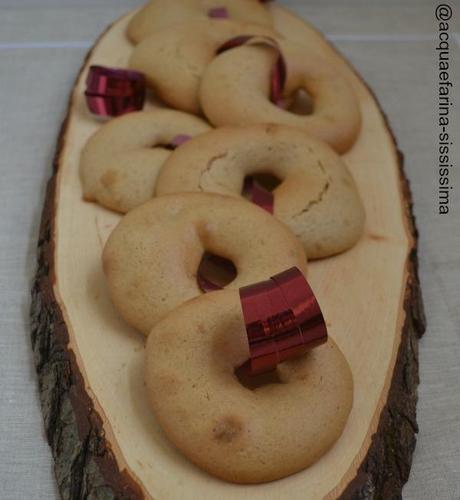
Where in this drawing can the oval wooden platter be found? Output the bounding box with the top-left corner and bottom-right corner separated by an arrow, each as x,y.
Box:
31,4 -> 426,499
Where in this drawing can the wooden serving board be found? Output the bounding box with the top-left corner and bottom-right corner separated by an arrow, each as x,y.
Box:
31,4 -> 426,499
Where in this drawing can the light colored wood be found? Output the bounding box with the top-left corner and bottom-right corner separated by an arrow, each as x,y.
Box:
52,5 -> 412,499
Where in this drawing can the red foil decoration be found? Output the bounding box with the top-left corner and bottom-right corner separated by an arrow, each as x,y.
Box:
85,94 -> 145,117
242,176 -> 274,214
170,134 -> 192,148
86,65 -> 145,95
271,54 -> 287,107
197,254 -> 237,293
85,65 -> 146,117
208,7 -> 229,18
239,267 -> 328,376
197,274 -> 223,293
217,35 -> 253,53
217,35 -> 287,106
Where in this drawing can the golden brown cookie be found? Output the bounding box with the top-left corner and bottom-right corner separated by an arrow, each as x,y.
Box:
103,193 -> 307,335
129,20 -> 277,114
145,289 -> 353,483
200,40 -> 361,153
156,125 -> 365,259
127,0 -> 273,43
80,109 -> 211,213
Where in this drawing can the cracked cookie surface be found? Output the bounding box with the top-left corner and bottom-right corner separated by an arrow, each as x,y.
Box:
103,192 -> 307,334
80,110 -> 211,213
156,124 -> 365,259
127,0 -> 273,43
200,41 -> 362,153
145,289 -> 353,483
129,20 -> 277,114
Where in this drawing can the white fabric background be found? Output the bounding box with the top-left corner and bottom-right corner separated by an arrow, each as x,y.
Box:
0,0 -> 459,498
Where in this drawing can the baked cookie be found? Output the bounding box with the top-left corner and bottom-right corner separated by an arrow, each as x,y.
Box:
127,0 -> 273,44
129,20 -> 277,114
156,124 -> 365,259
200,40 -> 361,153
80,109 -> 211,213
145,289 -> 353,483
103,193 -> 307,335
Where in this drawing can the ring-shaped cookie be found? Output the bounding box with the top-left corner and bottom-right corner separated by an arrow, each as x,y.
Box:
127,0 -> 273,43
145,289 -> 353,483
200,41 -> 361,153
156,124 -> 365,259
80,109 -> 211,213
129,20 -> 277,114
103,193 -> 307,335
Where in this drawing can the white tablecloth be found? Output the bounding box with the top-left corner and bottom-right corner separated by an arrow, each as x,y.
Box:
0,1 -> 459,498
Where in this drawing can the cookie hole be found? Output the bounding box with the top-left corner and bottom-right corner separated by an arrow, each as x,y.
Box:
235,365 -> 283,390
154,141 -> 176,151
285,88 -> 314,116
158,134 -> 192,150
242,173 -> 282,196
197,252 -> 237,292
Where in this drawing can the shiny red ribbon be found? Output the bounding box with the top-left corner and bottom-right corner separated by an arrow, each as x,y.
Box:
239,267 -> 328,376
208,2 -> 271,18
85,65 -> 146,117
216,35 -> 284,213
169,134 -> 192,148
197,253 -> 237,293
196,178 -> 274,292
242,176 -> 274,214
216,35 -> 287,106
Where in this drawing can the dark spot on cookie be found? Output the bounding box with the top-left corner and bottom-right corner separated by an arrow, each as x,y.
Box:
212,416 -> 243,444
100,169 -> 118,189
313,243 -> 323,254
264,124 -> 279,135
158,373 -> 179,394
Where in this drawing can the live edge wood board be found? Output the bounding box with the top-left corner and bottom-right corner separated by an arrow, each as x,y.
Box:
30,4 -> 426,500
